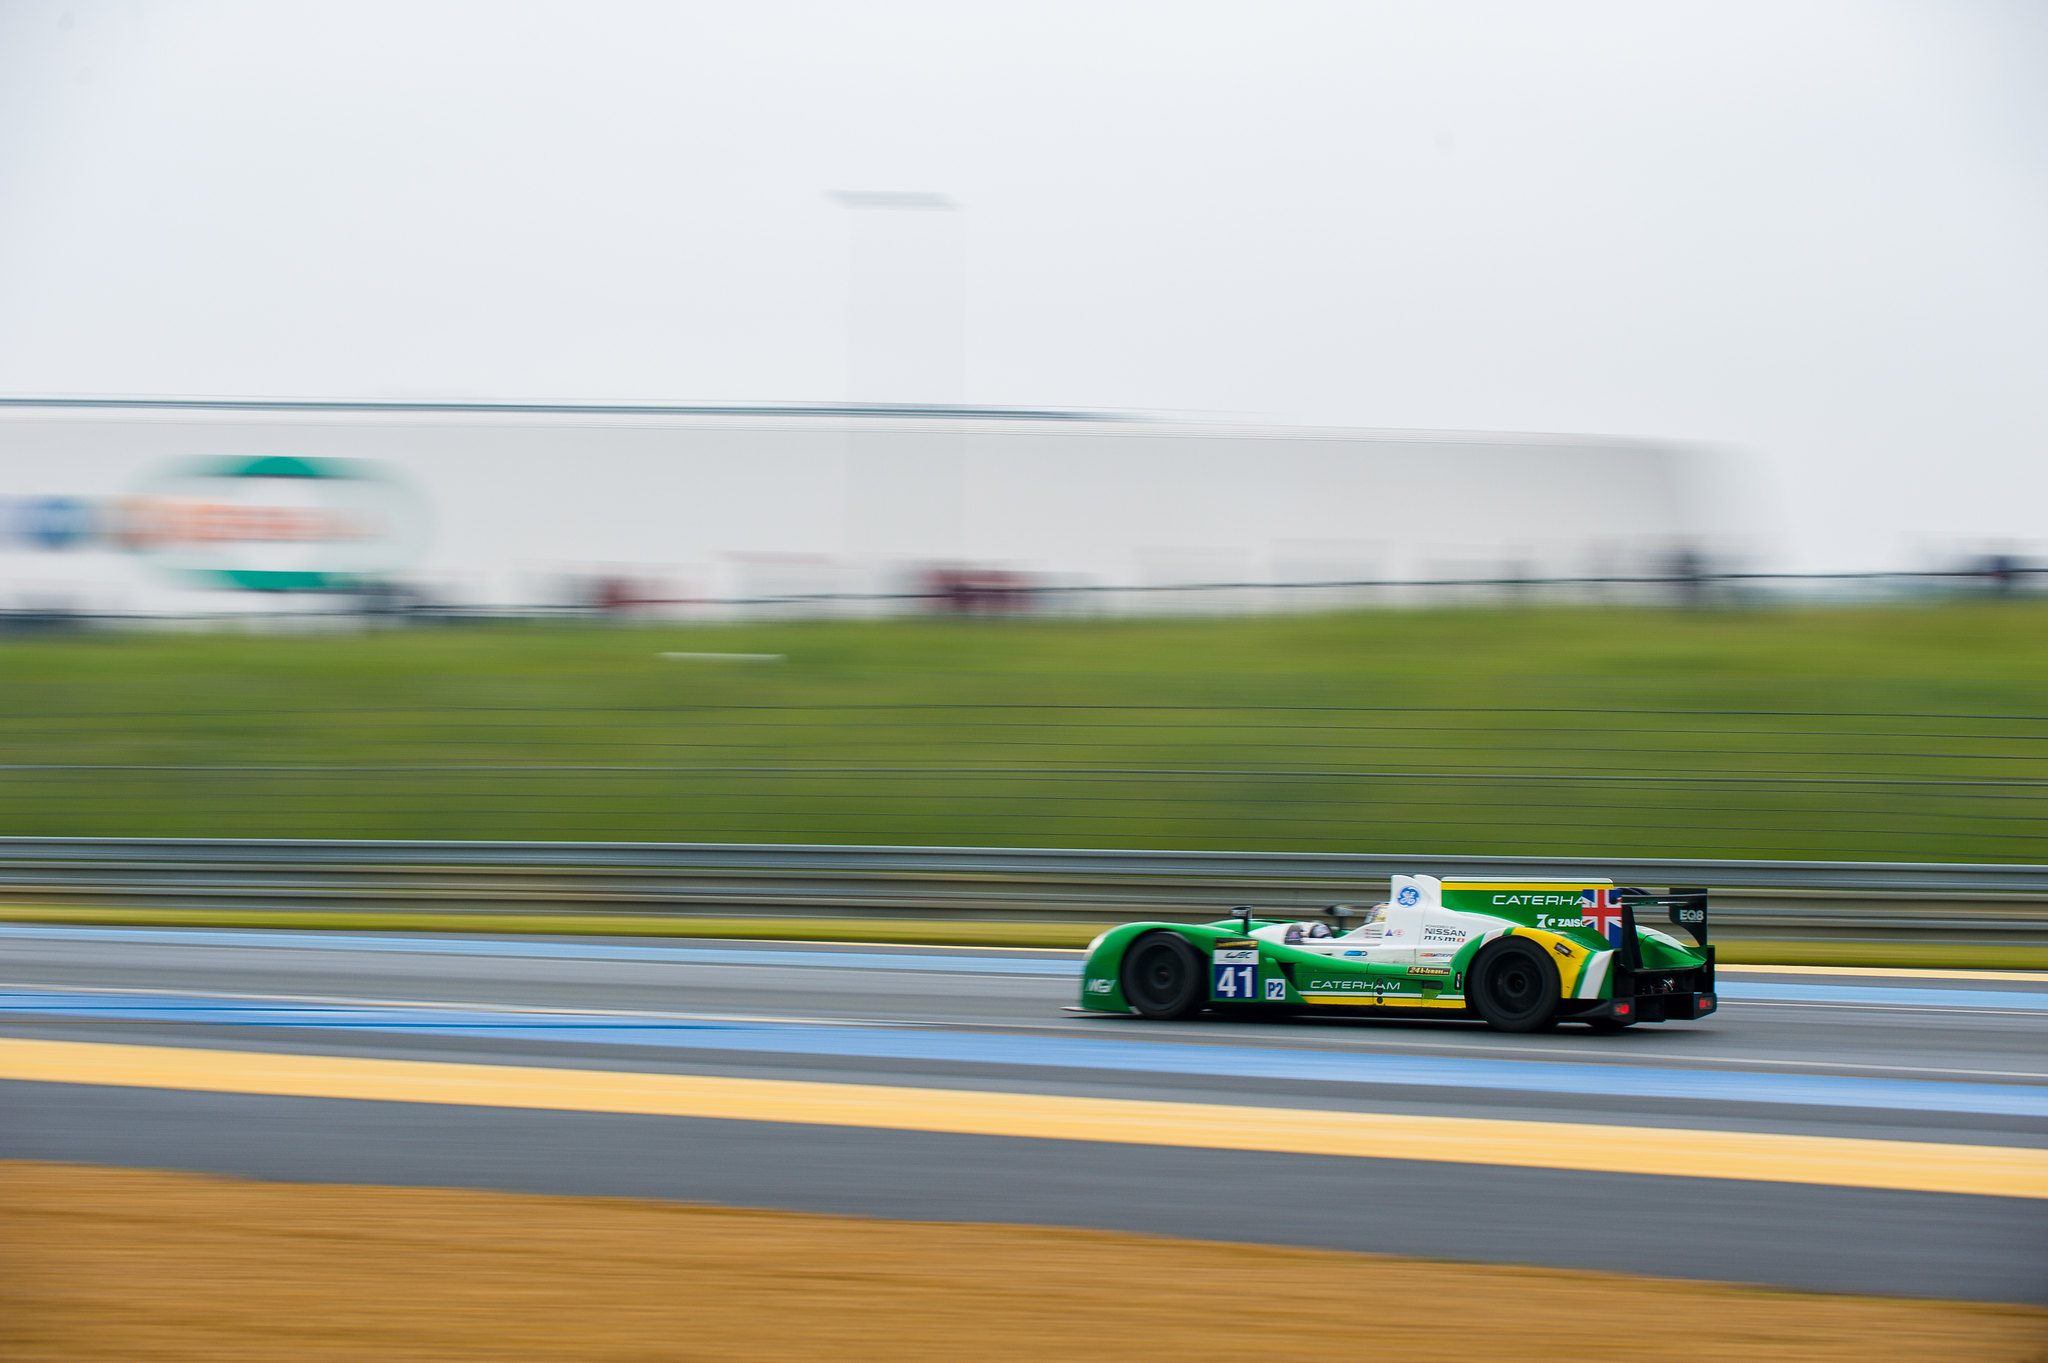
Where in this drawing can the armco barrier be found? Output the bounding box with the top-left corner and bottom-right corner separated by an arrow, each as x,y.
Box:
0,838 -> 2045,942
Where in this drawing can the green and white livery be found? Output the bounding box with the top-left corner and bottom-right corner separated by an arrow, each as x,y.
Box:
1078,875 -> 1717,1033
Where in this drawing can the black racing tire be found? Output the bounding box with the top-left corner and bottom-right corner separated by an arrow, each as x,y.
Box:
1120,931 -> 1207,1020
1470,937 -> 1562,1033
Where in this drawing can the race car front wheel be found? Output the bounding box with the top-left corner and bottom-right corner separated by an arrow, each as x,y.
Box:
1121,931 -> 1206,1020
1470,937 -> 1561,1032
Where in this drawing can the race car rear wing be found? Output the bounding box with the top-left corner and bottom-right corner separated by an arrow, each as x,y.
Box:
1609,888 -> 1716,1022
1615,887 -> 1710,950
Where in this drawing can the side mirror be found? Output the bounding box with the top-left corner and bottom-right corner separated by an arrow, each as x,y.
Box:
1231,906 -> 1255,933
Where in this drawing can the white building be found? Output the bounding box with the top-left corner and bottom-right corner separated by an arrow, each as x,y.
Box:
0,398 -> 1726,615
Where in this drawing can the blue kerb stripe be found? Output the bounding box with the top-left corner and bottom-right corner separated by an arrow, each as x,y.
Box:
3,988 -> 2045,1119
2,925 -> 2043,1009
1715,981 -> 2048,1011
0,923 -> 1077,976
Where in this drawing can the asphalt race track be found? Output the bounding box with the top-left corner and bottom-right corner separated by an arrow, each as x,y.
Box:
3,924 -> 2044,1304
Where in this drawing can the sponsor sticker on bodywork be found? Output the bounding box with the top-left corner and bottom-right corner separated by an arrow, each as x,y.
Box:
1301,976 -> 1413,995
1212,939 -> 1260,1001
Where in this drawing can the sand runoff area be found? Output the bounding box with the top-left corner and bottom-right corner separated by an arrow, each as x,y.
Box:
3,1160 -> 2043,1361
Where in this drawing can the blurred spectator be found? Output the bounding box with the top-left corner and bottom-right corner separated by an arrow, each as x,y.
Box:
355,578 -> 430,619
1970,553 -> 2036,597
589,575 -> 639,614
1665,547 -> 1714,607
576,574 -> 684,619
923,566 -> 1037,615
0,594 -> 84,633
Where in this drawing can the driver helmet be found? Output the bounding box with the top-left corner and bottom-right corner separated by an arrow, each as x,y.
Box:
1343,903 -> 1391,936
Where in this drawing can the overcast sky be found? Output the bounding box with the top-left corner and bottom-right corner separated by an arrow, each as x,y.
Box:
2,1 -> 2044,569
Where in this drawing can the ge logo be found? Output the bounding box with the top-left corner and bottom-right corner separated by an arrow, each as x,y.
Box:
1397,886 -> 1420,907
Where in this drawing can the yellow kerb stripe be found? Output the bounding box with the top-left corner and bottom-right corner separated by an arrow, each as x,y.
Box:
2,1038 -> 2043,1201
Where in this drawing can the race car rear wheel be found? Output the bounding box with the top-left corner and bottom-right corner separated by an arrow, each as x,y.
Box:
1470,937 -> 1561,1033
1121,931 -> 1206,1020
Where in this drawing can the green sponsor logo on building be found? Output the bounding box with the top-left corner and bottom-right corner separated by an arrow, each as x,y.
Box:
126,455 -> 427,592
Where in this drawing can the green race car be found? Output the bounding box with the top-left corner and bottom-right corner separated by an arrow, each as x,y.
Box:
1078,875 -> 1716,1033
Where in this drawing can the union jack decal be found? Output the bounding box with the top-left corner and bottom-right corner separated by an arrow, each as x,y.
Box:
1579,887 -> 1627,946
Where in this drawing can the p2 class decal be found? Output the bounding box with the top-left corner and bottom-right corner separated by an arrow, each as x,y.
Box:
125,455 -> 428,592
1211,940 -> 1259,1002
1263,976 -> 1287,1001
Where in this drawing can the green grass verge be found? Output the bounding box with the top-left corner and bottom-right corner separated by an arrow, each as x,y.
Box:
1,602 -> 2046,860
8,905 -> 2046,970
1707,940 -> 2048,971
